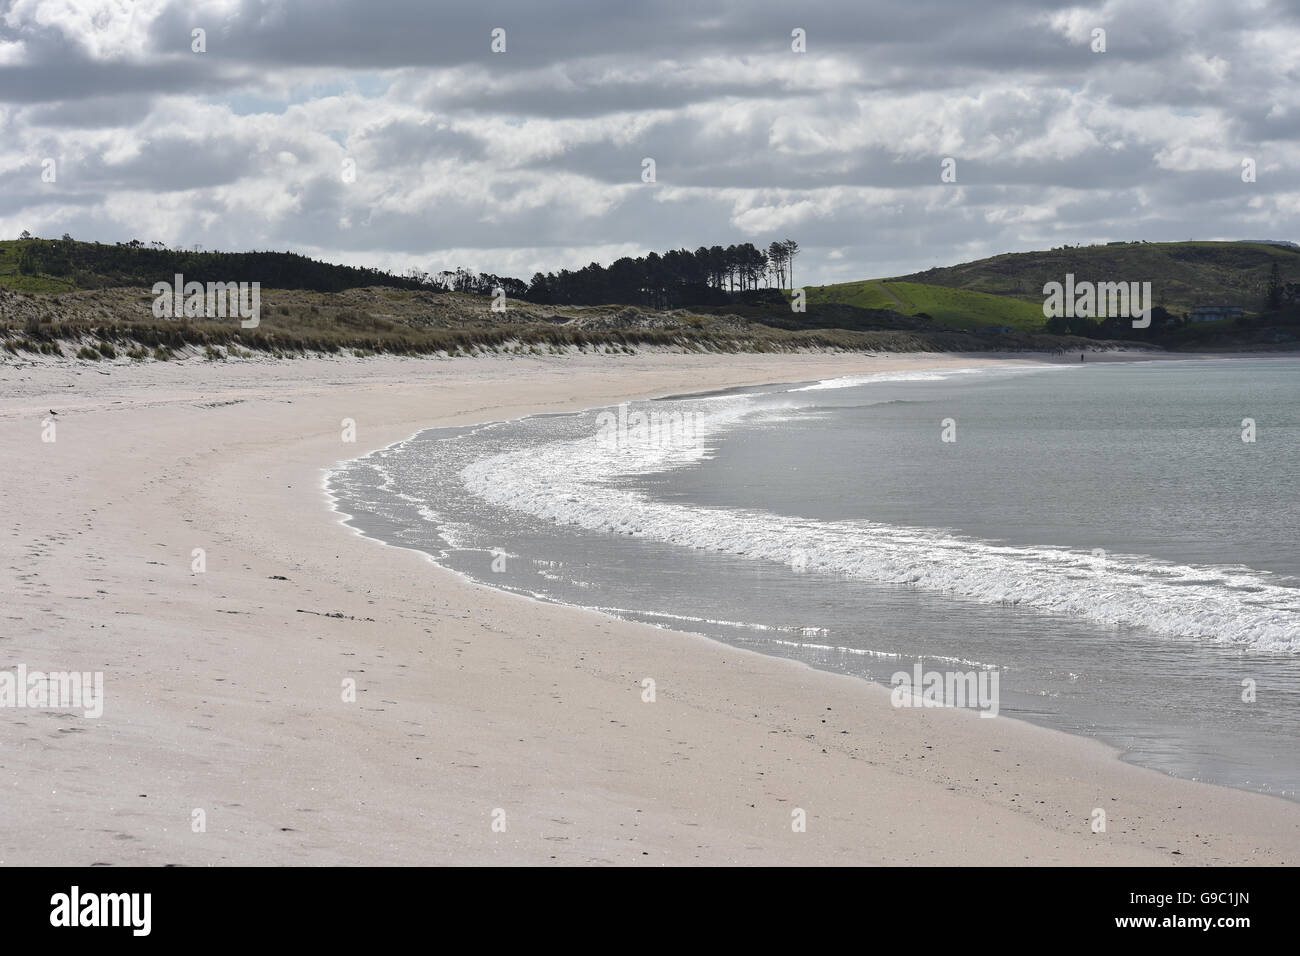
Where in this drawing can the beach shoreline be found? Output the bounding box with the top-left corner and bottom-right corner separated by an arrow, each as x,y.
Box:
2,349 -> 1297,865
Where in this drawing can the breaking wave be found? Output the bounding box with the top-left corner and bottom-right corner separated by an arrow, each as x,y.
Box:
459,389 -> 1300,653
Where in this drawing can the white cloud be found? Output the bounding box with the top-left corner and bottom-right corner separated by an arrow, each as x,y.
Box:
5,0 -> 170,60
3,0 -> 1300,285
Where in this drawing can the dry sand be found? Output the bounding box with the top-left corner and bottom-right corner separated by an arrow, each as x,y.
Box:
1,349 -> 1296,865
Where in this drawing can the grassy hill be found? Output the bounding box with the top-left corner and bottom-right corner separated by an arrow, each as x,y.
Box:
808,241 -> 1300,331
804,279 -> 1046,331
895,241 -> 1299,314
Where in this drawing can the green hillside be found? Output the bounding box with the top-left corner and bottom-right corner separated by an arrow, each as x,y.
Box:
805,279 -> 1046,330
805,241 -> 1300,331
803,279 -> 903,312
895,241 -> 1299,314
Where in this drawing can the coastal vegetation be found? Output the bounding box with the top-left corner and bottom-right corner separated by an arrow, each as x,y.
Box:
2,236 -> 1297,359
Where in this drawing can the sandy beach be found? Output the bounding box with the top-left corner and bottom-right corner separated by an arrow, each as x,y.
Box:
1,349 -> 1296,866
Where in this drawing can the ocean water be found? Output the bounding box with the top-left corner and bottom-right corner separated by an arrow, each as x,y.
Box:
327,357 -> 1300,799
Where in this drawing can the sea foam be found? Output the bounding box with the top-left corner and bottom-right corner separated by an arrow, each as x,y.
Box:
460,392 -> 1300,653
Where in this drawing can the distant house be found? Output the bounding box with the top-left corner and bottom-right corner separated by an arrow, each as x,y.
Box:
1191,305 -> 1245,322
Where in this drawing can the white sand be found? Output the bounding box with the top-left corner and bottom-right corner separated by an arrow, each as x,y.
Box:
1,349 -> 1296,865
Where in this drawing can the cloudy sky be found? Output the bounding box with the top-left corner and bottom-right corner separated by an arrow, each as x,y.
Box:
2,0 -> 1298,285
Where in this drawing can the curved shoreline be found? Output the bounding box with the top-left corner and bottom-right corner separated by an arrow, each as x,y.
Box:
328,361 -> 1300,804
2,349 -> 1297,865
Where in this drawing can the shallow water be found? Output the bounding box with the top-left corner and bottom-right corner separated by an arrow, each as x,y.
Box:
328,358 -> 1300,799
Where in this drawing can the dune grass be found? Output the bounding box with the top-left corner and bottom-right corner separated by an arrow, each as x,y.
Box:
0,311 -> 1088,360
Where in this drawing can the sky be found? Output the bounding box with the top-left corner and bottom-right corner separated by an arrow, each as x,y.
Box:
2,0 -> 1299,286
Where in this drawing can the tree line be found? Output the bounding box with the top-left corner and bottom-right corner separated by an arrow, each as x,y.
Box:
523,240 -> 799,307
14,233 -> 801,308
15,234 -> 429,293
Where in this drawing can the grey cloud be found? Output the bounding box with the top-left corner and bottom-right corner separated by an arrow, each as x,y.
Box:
3,0 -> 1300,284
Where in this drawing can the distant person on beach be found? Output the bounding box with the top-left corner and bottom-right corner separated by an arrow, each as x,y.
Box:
1080,353 -> 1085,361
